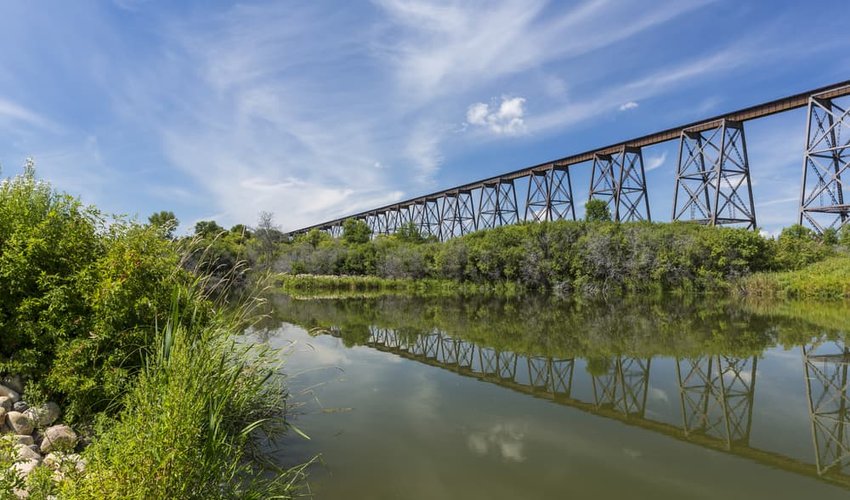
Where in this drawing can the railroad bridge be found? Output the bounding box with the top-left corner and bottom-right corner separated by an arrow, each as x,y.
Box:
289,80 -> 850,240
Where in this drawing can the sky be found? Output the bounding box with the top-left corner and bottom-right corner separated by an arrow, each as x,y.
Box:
0,0 -> 847,234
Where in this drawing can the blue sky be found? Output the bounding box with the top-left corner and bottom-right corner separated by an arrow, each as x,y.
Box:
0,0 -> 847,234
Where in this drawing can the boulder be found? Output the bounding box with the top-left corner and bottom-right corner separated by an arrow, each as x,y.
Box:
6,411 -> 35,435
26,402 -> 61,427
40,425 -> 78,453
13,401 -> 28,412
13,435 -> 34,446
0,407 -> 6,431
13,458 -> 41,480
14,443 -> 42,462
0,395 -> 11,411
1,375 -> 24,394
0,384 -> 20,403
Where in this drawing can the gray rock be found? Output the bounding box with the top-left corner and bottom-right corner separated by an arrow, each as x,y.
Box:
14,443 -> 42,462
0,395 -> 11,411
0,384 -> 20,403
27,402 -> 61,427
40,425 -> 78,453
1,375 -> 24,394
13,458 -> 40,480
6,410 -> 35,435
13,435 -> 34,446
13,401 -> 28,412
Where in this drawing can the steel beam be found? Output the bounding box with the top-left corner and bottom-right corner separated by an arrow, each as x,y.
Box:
479,179 -> 519,229
526,166 -> 576,222
672,120 -> 757,229
800,95 -> 850,233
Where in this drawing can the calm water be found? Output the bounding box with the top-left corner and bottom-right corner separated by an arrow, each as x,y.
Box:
252,295 -> 850,499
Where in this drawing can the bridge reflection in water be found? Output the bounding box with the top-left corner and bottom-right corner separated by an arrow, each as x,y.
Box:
319,325 -> 849,488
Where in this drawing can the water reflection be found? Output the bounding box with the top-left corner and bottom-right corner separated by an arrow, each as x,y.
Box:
263,294 -> 850,490
804,340 -> 850,476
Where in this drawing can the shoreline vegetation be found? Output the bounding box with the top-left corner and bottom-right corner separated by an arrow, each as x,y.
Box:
0,169 -> 305,497
277,212 -> 850,301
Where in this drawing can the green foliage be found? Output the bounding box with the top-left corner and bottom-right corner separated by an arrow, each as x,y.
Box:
0,170 -> 192,422
584,199 -> 611,222
773,224 -> 831,271
839,225 -> 850,249
742,255 -> 850,300
193,220 -> 224,238
395,221 -> 428,244
342,218 -> 371,244
62,294 -> 303,499
821,227 -> 839,246
277,219 -> 781,295
147,210 -> 179,239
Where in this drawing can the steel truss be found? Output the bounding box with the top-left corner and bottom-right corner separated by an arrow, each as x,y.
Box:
591,357 -> 651,417
676,356 -> 757,449
440,191 -> 476,240
673,120 -> 757,229
525,166 -> 576,222
422,199 -> 442,240
800,95 -> 850,233
803,340 -> 850,475
478,180 -> 519,229
588,146 -> 651,222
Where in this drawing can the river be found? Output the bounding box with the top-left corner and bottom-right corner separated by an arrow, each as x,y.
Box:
252,294 -> 850,499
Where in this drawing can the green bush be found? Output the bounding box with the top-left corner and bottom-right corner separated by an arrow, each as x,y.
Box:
0,170 -> 191,422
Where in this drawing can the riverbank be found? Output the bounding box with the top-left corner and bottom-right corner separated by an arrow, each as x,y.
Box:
0,169 -> 303,497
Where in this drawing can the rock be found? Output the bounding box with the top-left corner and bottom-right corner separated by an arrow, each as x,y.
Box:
13,401 -> 28,412
13,435 -> 34,446
15,443 -> 42,462
0,384 -> 20,403
44,452 -> 86,472
1,375 -> 24,394
26,402 -> 61,427
6,410 -> 35,435
0,395 -> 11,411
13,458 -> 40,480
40,425 -> 77,453
0,407 -> 6,430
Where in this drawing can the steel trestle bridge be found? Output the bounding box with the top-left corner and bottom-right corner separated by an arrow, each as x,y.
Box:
289,80 -> 850,240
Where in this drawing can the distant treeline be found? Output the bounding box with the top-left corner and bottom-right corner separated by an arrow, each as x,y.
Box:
276,215 -> 849,296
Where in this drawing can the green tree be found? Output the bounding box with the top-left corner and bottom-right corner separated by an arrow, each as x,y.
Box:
585,199 -> 612,222
822,227 -> 839,246
342,218 -> 371,244
396,222 -> 426,244
194,220 -> 224,238
840,224 -> 850,248
148,210 -> 179,239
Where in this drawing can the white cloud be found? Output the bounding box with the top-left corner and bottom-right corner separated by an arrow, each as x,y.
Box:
619,101 -> 639,111
645,152 -> 667,171
465,96 -> 527,136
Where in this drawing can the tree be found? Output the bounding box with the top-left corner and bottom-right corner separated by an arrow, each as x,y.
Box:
840,224 -> 850,249
396,221 -> 426,244
585,199 -> 612,222
148,211 -> 179,239
255,211 -> 284,266
194,220 -> 224,238
342,218 -> 371,244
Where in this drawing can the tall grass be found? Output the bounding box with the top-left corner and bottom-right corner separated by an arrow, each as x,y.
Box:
741,255 -> 850,300
62,283 -> 307,499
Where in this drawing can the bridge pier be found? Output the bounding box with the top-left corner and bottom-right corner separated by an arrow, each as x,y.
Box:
589,146 -> 650,222
591,357 -> 651,417
478,179 -> 519,229
800,95 -> 850,233
672,120 -> 757,229
525,166 -> 576,222
440,190 -> 476,240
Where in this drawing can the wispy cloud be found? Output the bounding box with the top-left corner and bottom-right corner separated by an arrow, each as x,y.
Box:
645,151 -> 667,171
619,101 -> 639,112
